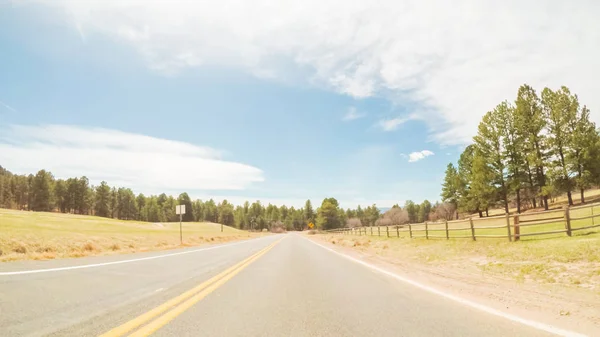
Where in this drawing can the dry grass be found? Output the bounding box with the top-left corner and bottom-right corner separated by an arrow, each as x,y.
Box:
0,208 -> 262,262
335,200 -> 600,290
349,202 -> 600,242
322,230 -> 600,291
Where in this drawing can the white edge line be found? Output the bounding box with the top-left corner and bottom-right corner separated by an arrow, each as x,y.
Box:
303,236 -> 587,337
0,236 -> 271,276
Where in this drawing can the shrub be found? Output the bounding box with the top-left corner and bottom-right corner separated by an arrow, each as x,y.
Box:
83,242 -> 97,252
14,245 -> 27,254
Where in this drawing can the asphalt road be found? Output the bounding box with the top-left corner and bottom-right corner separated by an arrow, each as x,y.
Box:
0,234 -> 567,337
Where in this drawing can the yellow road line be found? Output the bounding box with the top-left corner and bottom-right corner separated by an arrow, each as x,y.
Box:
99,237 -> 284,337
128,239 -> 280,337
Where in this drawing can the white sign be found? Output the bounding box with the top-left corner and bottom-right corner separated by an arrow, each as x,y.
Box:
176,204 -> 186,215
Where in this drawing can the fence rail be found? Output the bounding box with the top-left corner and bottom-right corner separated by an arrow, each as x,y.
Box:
325,201 -> 600,242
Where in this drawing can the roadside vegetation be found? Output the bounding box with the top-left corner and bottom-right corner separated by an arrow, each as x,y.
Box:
441,84 -> 600,218
320,233 -> 600,291
312,83 -> 600,298
2,83 -> 600,266
0,208 -> 253,262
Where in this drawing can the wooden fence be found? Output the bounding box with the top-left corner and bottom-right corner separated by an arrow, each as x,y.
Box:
325,202 -> 600,241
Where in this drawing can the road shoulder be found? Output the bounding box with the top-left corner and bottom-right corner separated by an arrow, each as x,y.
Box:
307,234 -> 600,336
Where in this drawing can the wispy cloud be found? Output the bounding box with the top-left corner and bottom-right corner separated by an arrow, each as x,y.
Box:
25,1 -> 600,145
408,150 -> 434,162
0,125 -> 264,193
342,107 -> 365,121
0,100 -> 17,113
377,117 -> 410,131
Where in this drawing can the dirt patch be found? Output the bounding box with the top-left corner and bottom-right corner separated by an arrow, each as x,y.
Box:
311,234 -> 600,336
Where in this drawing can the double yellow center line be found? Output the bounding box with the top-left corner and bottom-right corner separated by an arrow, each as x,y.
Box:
99,237 -> 284,337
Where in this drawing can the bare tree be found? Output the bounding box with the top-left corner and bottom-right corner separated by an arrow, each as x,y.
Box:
383,207 -> 409,226
375,217 -> 392,226
270,220 -> 286,233
346,217 -> 362,228
435,202 -> 456,221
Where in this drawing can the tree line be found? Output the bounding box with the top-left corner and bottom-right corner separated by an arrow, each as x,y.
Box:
0,166 -> 443,230
441,84 -> 600,217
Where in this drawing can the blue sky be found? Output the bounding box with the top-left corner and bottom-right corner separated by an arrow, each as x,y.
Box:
1,1 -> 598,208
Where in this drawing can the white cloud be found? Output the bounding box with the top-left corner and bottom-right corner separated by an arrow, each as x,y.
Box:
408,150 -> 434,162
377,117 -> 410,131
0,125 -> 264,193
342,107 -> 365,121
21,0 -> 600,145
0,100 -> 17,113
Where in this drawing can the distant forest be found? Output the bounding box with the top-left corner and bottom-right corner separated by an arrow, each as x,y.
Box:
0,166 -> 447,230
442,84 -> 600,218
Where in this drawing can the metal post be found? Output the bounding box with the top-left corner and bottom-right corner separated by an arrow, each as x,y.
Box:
505,213 -> 512,242
179,212 -> 183,245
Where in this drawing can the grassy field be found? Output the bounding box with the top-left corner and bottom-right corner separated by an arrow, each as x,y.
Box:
321,231 -> 600,291
326,199 -> 600,291
344,202 -> 600,241
0,208 -> 257,262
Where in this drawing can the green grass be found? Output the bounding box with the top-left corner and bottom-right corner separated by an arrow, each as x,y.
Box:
0,208 -> 256,262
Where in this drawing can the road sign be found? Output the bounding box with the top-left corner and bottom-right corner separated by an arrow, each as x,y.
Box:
176,204 -> 186,215
308,222 -> 314,229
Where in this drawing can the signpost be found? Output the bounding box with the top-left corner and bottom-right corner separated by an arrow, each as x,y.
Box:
308,222 -> 314,230
175,204 -> 186,244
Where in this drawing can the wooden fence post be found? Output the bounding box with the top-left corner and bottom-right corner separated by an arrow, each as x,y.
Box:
378,226 -> 381,236
513,215 -> 520,241
592,206 -> 595,226
386,226 -> 389,237
469,217 -> 476,241
370,226 -> 373,236
564,206 -> 572,237
444,220 -> 449,239
409,224 -> 413,238
396,225 -> 400,238
505,213 -> 512,242
425,222 -> 429,239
